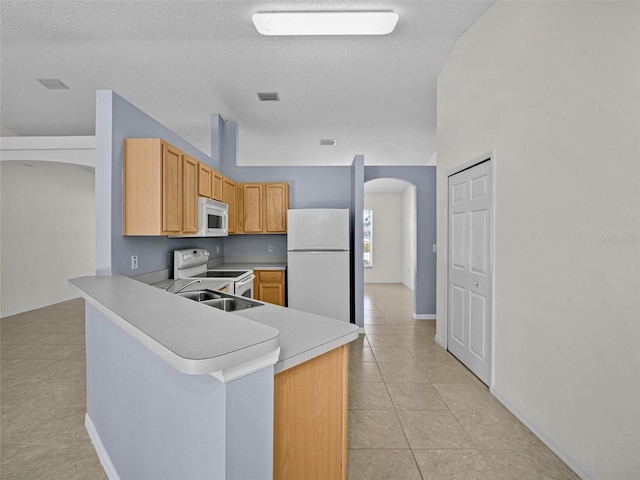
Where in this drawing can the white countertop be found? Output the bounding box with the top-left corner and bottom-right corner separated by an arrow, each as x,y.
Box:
212,262 -> 286,271
69,275 -> 358,379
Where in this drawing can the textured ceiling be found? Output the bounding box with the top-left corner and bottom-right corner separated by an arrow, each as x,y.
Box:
0,0 -> 493,167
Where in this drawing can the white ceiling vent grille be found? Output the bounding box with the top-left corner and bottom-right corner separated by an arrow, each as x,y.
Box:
257,92 -> 279,101
320,139 -> 337,146
36,78 -> 69,90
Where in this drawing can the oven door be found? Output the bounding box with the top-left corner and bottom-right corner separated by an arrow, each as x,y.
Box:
234,274 -> 255,299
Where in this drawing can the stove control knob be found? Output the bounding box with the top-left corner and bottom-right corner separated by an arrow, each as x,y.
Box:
183,254 -> 189,260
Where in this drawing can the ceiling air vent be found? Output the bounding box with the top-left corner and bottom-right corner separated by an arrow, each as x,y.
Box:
36,78 -> 69,90
320,139 -> 337,146
257,92 -> 279,101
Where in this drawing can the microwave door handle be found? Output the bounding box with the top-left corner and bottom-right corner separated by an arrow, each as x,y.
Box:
236,274 -> 255,287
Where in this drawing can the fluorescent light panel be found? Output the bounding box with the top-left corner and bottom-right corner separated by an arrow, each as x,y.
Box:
252,11 -> 399,36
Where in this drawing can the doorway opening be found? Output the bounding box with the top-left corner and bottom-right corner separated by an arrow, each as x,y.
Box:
363,178 -> 416,316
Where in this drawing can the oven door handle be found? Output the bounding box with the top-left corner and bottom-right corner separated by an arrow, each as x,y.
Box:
236,274 -> 255,287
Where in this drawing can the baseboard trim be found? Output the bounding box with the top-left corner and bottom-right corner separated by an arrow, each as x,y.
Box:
85,413 -> 121,480
358,327 -> 365,333
1,294 -> 81,318
434,334 -> 446,349
491,388 -> 594,480
414,313 -> 436,320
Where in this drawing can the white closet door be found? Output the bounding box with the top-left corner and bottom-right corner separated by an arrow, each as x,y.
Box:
447,159 -> 492,385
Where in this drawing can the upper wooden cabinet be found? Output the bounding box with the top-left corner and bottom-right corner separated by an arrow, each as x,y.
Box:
223,176 -> 239,234
123,138 -> 205,236
212,170 -> 223,202
182,155 -> 199,234
240,182 -> 289,234
243,183 -> 265,233
198,163 -> 213,199
198,163 -> 224,202
265,183 -> 289,233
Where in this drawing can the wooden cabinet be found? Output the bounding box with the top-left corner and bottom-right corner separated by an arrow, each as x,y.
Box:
240,182 -> 289,234
161,142 -> 183,233
123,139 -> 208,236
253,270 -> 285,306
242,183 -> 265,233
198,163 -> 213,198
274,345 -> 348,480
265,183 -> 289,233
182,155 -> 199,234
222,176 -> 239,234
212,170 -> 223,201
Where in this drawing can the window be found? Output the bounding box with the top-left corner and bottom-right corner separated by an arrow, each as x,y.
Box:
363,209 -> 373,267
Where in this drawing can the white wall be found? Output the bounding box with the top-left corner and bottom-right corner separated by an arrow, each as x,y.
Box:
437,2 -> 640,479
402,185 -> 416,290
364,193 -> 403,283
1,162 -> 95,316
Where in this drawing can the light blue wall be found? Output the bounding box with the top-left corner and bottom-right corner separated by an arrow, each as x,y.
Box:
86,303 -> 226,479
365,166 -> 437,316
85,303 -> 275,479
95,91 -> 224,276
217,121 -> 352,209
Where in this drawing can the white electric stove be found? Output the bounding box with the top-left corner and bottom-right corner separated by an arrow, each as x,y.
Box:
173,248 -> 255,298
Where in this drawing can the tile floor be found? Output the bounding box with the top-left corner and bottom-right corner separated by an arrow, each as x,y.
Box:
1,298 -> 106,480
0,286 -> 580,479
348,283 -> 580,479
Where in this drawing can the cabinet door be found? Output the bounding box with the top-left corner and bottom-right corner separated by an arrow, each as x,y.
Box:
212,170 -> 223,201
265,183 -> 289,233
123,138 -> 163,235
183,155 -> 199,234
255,270 -> 285,306
274,346 -> 348,480
243,183 -> 264,233
162,142 -> 183,233
198,163 -> 213,198
223,176 -> 238,234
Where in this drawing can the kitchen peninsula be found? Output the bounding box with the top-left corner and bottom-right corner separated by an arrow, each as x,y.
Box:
70,275 -> 358,480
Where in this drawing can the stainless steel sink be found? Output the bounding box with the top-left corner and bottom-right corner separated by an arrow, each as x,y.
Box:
176,289 -> 262,311
201,297 -> 263,312
177,290 -> 222,302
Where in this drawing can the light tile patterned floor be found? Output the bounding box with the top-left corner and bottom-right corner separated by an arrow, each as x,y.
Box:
347,283 -> 580,479
0,299 -> 106,480
0,288 -> 580,479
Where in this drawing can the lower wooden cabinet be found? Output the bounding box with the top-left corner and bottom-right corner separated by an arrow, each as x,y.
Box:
253,270 -> 285,306
273,345 -> 348,480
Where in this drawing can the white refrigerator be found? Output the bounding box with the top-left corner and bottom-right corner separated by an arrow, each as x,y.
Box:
287,209 -> 351,322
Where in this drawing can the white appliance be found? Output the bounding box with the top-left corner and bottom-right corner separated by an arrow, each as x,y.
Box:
171,197 -> 228,237
287,209 -> 350,322
173,248 -> 254,298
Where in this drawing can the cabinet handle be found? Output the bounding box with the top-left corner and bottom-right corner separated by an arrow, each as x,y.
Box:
473,281 -> 479,287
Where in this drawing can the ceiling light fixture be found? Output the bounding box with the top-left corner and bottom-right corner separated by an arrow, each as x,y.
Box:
252,11 -> 399,36
320,139 -> 337,146
36,78 -> 69,90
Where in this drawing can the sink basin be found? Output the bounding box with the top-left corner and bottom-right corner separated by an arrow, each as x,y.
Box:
175,289 -> 263,311
177,290 -> 222,302
202,297 -> 263,312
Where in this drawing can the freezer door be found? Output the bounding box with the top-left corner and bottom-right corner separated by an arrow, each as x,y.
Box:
287,209 -> 350,251
287,251 -> 350,322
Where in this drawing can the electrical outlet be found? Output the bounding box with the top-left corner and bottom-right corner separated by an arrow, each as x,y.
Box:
131,255 -> 138,270
432,244 -> 437,253
268,244 -> 273,253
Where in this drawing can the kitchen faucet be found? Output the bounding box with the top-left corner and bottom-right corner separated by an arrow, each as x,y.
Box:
165,278 -> 201,294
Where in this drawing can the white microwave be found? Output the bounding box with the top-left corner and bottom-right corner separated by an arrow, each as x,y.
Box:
171,197 -> 228,237
198,197 -> 228,237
